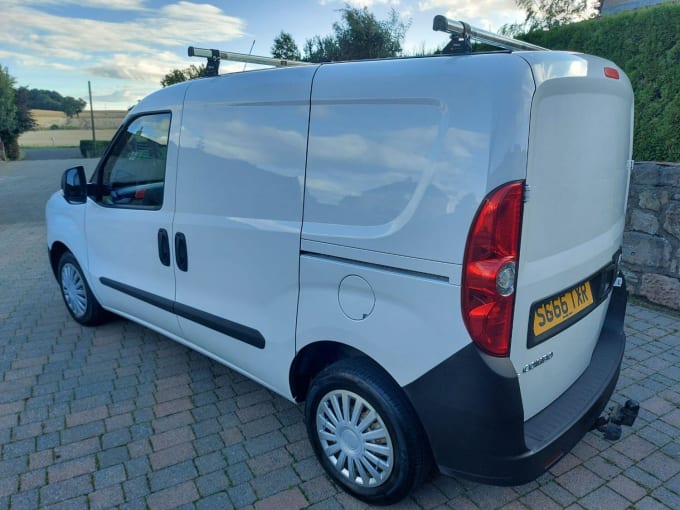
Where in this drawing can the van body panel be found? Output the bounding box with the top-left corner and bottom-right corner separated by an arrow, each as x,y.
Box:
172,66 -> 317,396
302,55 -> 535,265
296,253 -> 465,387
511,53 -> 634,419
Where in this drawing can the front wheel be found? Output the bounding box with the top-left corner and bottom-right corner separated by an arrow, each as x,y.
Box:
57,252 -> 107,326
305,358 -> 431,505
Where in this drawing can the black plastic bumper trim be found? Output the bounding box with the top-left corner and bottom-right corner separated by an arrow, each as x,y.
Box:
404,280 -> 627,485
99,277 -> 265,349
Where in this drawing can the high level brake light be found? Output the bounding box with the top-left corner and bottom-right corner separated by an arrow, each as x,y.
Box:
462,181 -> 524,357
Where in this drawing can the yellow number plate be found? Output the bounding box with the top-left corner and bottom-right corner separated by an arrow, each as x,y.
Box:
532,281 -> 594,338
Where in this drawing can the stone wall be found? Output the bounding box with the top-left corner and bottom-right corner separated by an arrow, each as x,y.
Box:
623,161 -> 680,310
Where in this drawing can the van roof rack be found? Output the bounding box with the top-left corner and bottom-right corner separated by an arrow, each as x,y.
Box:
188,46 -> 310,77
188,15 -> 546,77
432,15 -> 547,54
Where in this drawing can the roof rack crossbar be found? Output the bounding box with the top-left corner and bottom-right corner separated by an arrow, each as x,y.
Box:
188,46 -> 310,76
433,15 -> 547,52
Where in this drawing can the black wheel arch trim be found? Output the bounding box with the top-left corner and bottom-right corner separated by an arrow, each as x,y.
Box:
99,277 -> 265,349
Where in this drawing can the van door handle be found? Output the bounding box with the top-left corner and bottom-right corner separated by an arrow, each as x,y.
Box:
157,229 -> 170,266
175,232 -> 188,272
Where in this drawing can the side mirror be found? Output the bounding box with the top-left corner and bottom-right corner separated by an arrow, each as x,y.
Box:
61,166 -> 88,204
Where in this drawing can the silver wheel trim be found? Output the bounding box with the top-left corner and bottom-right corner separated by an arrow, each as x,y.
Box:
316,389 -> 394,487
61,263 -> 87,317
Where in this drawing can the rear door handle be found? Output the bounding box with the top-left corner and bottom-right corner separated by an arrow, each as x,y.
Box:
157,228 -> 170,266
175,232 -> 188,272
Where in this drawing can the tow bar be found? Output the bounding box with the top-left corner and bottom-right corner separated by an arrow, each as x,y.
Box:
592,399 -> 640,440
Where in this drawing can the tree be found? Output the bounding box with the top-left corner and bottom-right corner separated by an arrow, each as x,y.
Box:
62,96 -> 87,118
14,87 -> 36,133
303,7 -> 410,63
272,31 -> 301,61
161,64 -> 208,87
501,0 -> 593,35
0,67 -> 35,161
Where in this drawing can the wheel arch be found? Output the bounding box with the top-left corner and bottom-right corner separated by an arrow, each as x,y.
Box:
49,241 -> 71,279
291,340 -> 408,403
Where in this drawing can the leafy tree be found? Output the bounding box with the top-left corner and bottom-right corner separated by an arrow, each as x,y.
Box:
62,96 -> 87,118
303,7 -> 410,63
272,31 -> 301,61
14,87 -> 36,133
0,67 -> 35,160
0,67 -> 17,135
501,0 -> 592,35
161,64 -> 208,87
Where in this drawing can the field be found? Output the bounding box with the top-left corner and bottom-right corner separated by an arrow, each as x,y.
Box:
19,129 -> 119,148
20,109 -> 126,148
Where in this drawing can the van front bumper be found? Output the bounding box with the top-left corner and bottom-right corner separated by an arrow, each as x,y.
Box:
403,282 -> 627,485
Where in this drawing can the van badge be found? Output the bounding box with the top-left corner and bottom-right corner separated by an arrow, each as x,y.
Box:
522,352 -> 554,373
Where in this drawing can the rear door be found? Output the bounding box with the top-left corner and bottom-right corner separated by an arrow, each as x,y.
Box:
171,66 -> 317,396
511,53 -> 634,419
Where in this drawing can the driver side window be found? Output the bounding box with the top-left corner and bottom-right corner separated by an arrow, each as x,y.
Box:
98,113 -> 171,209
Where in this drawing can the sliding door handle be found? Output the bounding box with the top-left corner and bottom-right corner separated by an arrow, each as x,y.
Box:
157,229 -> 170,266
175,232 -> 188,272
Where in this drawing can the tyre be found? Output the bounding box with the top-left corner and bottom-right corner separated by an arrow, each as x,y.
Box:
305,358 -> 431,505
57,252 -> 107,326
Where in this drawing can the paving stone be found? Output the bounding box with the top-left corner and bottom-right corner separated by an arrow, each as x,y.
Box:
555,466 -> 605,498
123,476 -> 150,501
634,496 -> 673,509
149,460 -> 198,492
301,475 -> 337,504
88,484 -> 125,510
93,464 -> 126,490
195,451 -> 228,475
196,492 -> 234,510
146,480 -> 199,510
636,451 -> 680,481
520,489 -> 562,510
624,465 -> 663,490
196,470 -> 230,497
149,441 -> 196,470
607,474 -> 648,502
39,474 -> 93,506
227,482 -> 256,508
250,466 -> 301,499
47,456 -> 95,483
227,462 -> 253,485
10,490 -> 39,510
254,487 -> 308,510
578,485 -> 630,510
652,487 -> 680,508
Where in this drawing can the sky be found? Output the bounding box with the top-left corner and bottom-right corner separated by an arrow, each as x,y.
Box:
0,0 -> 526,110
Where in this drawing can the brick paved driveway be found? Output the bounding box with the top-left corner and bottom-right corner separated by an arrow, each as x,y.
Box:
1,157 -> 679,510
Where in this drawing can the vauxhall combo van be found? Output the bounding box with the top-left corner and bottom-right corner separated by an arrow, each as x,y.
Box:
47,37 -> 634,504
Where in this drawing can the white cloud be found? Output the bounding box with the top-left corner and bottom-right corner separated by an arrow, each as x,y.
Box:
4,0 -> 147,10
0,2 -> 246,85
418,0 -> 519,20
319,0 -> 401,8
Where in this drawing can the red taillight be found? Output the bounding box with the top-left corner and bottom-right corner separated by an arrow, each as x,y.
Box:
604,67 -> 620,80
462,181 -> 524,357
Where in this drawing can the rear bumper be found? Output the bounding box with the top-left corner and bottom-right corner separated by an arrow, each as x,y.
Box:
404,282 -> 627,485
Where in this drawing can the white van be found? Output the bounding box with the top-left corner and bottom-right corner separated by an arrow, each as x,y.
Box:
46,37 -> 634,504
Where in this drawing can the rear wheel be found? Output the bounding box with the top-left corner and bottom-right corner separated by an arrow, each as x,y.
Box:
58,252 -> 107,326
305,358 -> 431,505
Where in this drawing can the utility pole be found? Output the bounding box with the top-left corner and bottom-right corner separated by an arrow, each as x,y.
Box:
88,81 -> 96,155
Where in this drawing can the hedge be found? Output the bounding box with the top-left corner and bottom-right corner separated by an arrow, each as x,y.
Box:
79,139 -> 109,158
521,3 -> 680,162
